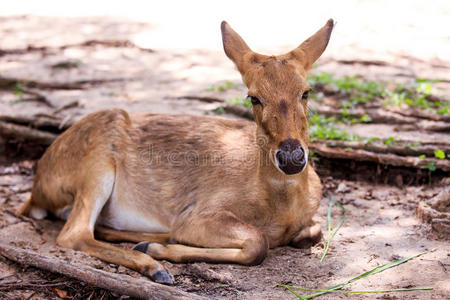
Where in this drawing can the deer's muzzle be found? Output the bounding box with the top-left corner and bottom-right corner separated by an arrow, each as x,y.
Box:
274,139 -> 307,175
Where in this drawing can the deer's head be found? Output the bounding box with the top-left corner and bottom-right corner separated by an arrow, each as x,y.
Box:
221,20 -> 333,175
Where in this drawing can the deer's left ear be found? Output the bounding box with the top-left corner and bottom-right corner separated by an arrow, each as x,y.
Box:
290,19 -> 334,70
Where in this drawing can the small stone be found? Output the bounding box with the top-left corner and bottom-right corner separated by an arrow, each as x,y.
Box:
336,182 -> 351,193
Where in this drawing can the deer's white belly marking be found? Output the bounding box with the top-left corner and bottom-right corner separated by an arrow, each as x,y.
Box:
98,195 -> 169,233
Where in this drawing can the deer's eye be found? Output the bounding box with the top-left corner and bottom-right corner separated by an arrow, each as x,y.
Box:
247,95 -> 262,106
301,90 -> 309,100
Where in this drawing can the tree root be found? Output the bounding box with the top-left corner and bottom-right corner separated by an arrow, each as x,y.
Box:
313,106 -> 450,132
315,140 -> 450,157
225,103 -> 449,132
389,108 -> 450,122
310,143 -> 450,171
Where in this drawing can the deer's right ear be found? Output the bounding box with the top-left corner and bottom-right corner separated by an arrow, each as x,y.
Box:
221,21 -> 254,74
290,19 -> 334,70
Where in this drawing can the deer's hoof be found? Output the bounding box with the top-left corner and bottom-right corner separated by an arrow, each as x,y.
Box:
133,241 -> 150,253
152,269 -> 175,285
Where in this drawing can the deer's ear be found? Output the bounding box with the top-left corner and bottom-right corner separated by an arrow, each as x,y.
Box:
290,19 -> 334,70
221,21 -> 254,74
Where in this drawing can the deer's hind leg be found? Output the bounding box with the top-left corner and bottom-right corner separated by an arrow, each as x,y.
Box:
133,211 -> 269,265
95,226 -> 171,244
56,166 -> 174,284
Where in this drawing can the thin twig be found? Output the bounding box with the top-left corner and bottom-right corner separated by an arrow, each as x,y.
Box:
0,281 -> 67,291
3,209 -> 43,235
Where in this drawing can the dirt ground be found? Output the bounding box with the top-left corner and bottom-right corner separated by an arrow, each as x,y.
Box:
0,5 -> 449,300
1,164 -> 449,299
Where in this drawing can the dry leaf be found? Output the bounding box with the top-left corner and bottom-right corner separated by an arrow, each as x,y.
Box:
55,288 -> 68,298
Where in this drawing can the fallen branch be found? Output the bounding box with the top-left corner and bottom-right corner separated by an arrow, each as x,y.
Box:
0,115 -> 70,132
310,143 -> 450,171
0,243 -> 206,300
335,59 -> 389,66
0,76 -> 139,90
21,88 -> 54,108
0,39 -> 154,58
175,95 -> 224,103
0,120 -> 58,145
53,100 -> 79,114
69,39 -> 154,52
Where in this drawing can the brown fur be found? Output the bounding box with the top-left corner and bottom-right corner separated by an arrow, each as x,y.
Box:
18,19 -> 334,284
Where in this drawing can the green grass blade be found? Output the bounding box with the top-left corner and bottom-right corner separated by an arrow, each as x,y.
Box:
346,251 -> 426,284
284,286 -> 305,299
278,285 -> 432,294
301,283 -> 345,299
320,196 -> 346,262
279,251 -> 429,299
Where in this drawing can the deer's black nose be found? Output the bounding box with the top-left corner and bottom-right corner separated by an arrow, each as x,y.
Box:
275,139 -> 306,175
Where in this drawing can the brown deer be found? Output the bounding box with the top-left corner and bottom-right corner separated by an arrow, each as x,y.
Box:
18,19 -> 334,284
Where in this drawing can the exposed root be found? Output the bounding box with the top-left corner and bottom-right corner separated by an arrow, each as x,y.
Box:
311,143 -> 450,172
225,102 -> 449,132
316,140 -> 450,157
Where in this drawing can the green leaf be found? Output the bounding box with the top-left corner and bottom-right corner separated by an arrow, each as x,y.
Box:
359,114 -> 372,123
384,137 -> 397,146
213,106 -> 224,114
363,137 -> 380,145
434,149 -> 445,159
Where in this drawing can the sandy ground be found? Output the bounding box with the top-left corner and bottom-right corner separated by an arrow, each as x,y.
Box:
0,2 -> 449,299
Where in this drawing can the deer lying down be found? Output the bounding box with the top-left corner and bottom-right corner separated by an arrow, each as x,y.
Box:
18,20 -> 334,284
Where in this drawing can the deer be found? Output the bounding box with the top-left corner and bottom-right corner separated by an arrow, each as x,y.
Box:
17,19 -> 334,285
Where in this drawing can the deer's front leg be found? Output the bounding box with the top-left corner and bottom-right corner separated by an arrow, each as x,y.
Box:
55,170 -> 173,284
133,211 -> 269,265
289,221 -> 322,248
